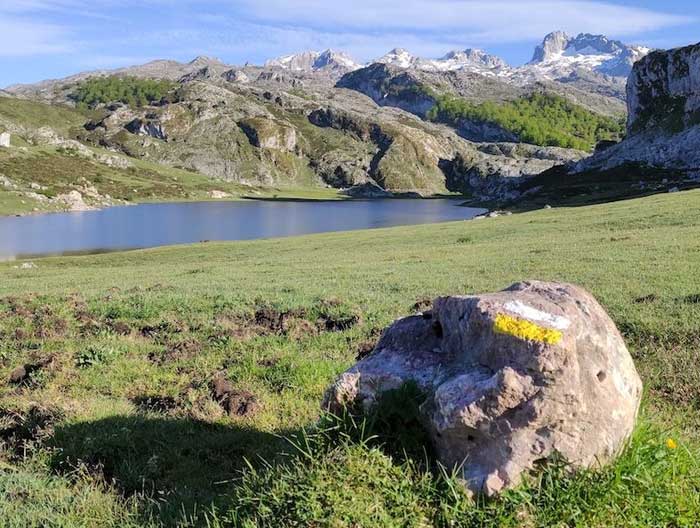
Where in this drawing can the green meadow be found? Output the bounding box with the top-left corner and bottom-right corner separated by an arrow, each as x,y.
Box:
0,190 -> 698,526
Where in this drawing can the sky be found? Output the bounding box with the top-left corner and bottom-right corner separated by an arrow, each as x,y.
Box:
2,0 -> 699,88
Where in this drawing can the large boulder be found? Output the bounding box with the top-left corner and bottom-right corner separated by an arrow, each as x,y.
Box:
324,281 -> 642,496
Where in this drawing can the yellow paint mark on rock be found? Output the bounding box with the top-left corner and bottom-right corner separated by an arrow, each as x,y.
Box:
494,313 -> 563,345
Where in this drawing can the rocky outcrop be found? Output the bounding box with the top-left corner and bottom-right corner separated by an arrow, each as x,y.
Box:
222,69 -> 250,84
238,117 -> 297,151
575,42 -> 700,174
337,64 -> 437,118
444,144 -> 585,202
324,281 -> 642,497
627,43 -> 700,134
342,182 -> 393,198
125,118 -> 168,140
454,119 -> 519,143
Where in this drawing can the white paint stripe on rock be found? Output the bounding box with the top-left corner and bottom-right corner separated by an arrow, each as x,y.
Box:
504,300 -> 571,330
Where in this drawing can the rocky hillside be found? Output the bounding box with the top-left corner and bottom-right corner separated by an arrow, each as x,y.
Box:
574,41 -> 700,178
3,30 -> 657,207
71,76 -> 585,198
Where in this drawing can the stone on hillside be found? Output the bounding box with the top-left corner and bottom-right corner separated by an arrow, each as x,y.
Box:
237,117 -> 297,152
208,190 -> 231,199
0,132 -> 10,147
125,118 -> 167,141
341,182 -> 393,198
56,190 -> 95,212
324,281 -> 642,496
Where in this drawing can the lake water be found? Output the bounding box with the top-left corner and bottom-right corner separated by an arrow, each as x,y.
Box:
0,199 -> 486,260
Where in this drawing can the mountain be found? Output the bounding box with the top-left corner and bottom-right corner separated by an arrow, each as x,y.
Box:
0,29 -> 658,212
526,31 -> 650,79
264,49 -> 361,74
377,47 -> 508,75
6,56 -> 231,102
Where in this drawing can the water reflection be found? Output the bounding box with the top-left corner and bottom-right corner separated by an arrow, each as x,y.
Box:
0,199 -> 485,260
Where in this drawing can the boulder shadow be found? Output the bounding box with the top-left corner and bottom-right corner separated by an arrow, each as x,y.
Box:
48,415 -> 300,525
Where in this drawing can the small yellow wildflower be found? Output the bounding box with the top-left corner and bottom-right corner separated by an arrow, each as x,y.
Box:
493,313 -> 563,345
666,438 -> 678,450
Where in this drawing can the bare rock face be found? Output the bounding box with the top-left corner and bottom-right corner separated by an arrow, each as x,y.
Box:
575,42 -> 700,174
324,281 -> 642,496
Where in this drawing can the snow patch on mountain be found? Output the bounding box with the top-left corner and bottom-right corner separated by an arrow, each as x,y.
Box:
377,47 -> 509,76
265,49 -> 361,73
524,32 -> 650,79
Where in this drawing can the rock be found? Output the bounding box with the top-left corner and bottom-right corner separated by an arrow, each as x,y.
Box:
0,175 -> 17,189
342,182 -> 393,198
323,281 -> 642,496
125,118 -> 167,140
8,356 -> 54,385
8,365 -> 28,384
56,190 -> 96,212
0,132 -> 10,147
237,117 -> 297,151
543,204 -> 552,209
208,190 -> 232,199
221,69 -> 250,84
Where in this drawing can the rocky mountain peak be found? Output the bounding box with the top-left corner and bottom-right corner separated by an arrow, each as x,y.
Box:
531,31 -> 571,63
265,49 -> 360,73
313,49 -> 361,71
188,55 -> 226,68
441,48 -> 508,70
378,48 -> 416,68
527,31 -> 651,79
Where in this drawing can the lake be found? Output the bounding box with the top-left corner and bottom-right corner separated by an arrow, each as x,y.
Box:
0,199 -> 486,260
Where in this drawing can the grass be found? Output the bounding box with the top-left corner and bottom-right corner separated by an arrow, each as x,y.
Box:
0,96 -> 90,137
0,95 -> 344,216
0,146 -> 344,216
0,190 -> 699,526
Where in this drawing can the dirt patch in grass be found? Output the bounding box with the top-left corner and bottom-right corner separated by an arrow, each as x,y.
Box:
210,375 -> 261,418
7,355 -> 56,387
411,297 -> 434,313
31,305 -> 69,339
0,295 -> 69,339
215,300 -> 361,341
634,294 -> 659,304
354,328 -> 383,360
0,404 -> 62,460
106,320 -> 133,336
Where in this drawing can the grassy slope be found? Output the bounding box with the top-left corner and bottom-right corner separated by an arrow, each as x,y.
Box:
0,146 -> 342,216
0,191 -> 699,526
0,96 -> 342,216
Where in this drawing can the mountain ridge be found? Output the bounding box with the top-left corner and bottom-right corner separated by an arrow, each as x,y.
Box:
6,31 -> 649,98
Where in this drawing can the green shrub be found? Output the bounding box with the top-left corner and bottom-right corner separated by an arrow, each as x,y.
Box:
427,92 -> 624,151
71,76 -> 176,108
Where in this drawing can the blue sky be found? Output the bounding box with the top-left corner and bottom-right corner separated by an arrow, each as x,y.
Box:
2,0 -> 699,87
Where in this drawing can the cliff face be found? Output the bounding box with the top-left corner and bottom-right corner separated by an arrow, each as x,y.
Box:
574,42 -> 700,176
626,43 -> 700,135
